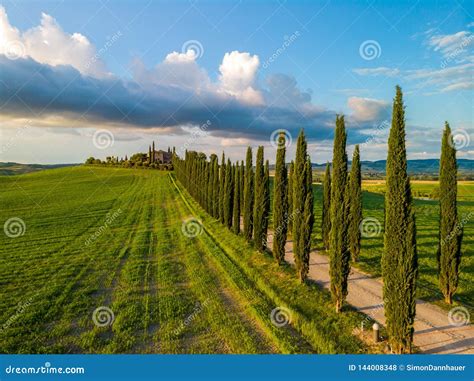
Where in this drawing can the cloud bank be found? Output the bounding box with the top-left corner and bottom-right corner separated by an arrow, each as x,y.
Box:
0,6 -> 385,146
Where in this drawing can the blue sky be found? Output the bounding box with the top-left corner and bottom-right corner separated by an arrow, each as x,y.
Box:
0,0 -> 472,164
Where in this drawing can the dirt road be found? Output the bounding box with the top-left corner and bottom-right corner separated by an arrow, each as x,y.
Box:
266,231 -> 474,354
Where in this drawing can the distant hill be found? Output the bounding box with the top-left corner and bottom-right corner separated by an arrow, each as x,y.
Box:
309,159 -> 474,179
0,162 -> 79,176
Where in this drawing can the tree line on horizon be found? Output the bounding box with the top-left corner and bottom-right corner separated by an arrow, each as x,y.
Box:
172,86 -> 464,354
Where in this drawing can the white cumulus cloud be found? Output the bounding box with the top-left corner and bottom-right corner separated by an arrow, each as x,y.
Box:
0,6 -> 108,78
218,51 -> 264,105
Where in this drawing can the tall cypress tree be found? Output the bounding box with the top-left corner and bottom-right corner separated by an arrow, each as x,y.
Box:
348,145 -> 362,261
240,160 -> 245,212
263,159 -> 271,249
219,153 -> 226,224
224,159 -> 234,228
438,122 -> 462,304
322,162 -> 331,251
210,154 -> 219,218
293,130 -> 312,282
288,161 -> 294,233
329,115 -> 350,312
383,86 -> 417,354
272,133 -> 289,264
244,147 -> 255,242
233,165 -> 241,234
254,146 -> 266,251
303,157 -> 314,269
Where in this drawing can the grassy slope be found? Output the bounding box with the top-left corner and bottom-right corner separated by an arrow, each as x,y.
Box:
0,167 -> 368,354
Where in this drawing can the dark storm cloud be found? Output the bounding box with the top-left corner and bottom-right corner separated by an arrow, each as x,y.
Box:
0,56 -> 379,144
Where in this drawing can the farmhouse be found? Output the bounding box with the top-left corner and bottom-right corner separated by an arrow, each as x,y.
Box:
150,149 -> 172,164
148,142 -> 172,164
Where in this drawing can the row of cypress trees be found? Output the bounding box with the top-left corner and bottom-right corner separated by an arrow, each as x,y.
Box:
173,146 -> 271,251
172,86 -> 463,354
173,131 -> 314,276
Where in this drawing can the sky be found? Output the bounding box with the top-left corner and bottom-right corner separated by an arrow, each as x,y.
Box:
0,0 -> 472,164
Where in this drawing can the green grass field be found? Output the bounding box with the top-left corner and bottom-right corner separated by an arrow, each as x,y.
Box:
0,167 -> 370,354
309,180 -> 474,312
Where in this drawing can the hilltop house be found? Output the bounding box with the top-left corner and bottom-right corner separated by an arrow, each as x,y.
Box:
148,142 -> 172,164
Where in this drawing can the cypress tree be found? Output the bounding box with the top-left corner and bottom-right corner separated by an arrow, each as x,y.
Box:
233,165 -> 241,234
224,159 -> 234,228
263,159 -> 271,249
438,122 -> 462,304
383,86 -> 417,354
240,160 -> 245,214
348,145 -> 362,261
329,115 -> 350,312
322,162 -> 331,251
212,156 -> 220,218
288,161 -> 294,233
272,132 -> 288,264
243,147 -> 254,241
303,157 -> 314,269
254,146 -> 266,251
219,153 -> 226,224
293,130 -> 312,282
